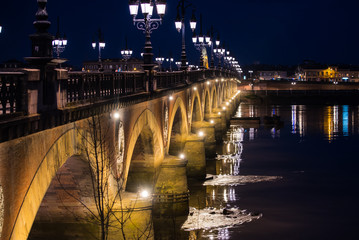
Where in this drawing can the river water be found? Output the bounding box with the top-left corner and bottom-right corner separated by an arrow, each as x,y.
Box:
181,103 -> 359,239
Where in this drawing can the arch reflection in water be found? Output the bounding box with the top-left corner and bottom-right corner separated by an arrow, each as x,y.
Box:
217,127 -> 244,176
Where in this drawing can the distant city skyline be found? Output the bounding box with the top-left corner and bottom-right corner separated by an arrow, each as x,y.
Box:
0,0 -> 358,68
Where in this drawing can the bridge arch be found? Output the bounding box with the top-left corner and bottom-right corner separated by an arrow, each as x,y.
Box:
28,155 -> 100,239
8,117 -> 120,240
124,109 -> 164,192
167,97 -> 188,155
217,84 -> 223,107
9,126 -> 81,240
204,88 -> 211,116
189,91 -> 203,131
211,86 -> 218,110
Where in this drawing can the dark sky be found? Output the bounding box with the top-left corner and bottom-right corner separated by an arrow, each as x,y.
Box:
1,0 -> 359,68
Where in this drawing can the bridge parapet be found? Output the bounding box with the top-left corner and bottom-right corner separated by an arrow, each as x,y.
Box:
0,72 -> 26,117
0,68 -> 237,143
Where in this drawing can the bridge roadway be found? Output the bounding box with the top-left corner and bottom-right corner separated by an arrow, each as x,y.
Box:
0,69 -> 240,239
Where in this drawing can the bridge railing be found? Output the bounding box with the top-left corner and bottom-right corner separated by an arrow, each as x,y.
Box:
156,71 -> 185,89
0,68 -> 236,116
0,72 -> 26,117
67,71 -> 146,103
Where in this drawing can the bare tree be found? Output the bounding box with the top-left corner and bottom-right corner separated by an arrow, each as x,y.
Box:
53,114 -> 153,240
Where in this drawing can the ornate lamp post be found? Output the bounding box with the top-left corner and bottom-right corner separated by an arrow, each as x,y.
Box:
155,48 -> 164,71
155,56 -> 164,71
92,29 -> 106,71
175,61 -> 181,70
121,37 -> 133,71
129,0 -> 166,91
213,37 -> 225,69
129,0 -> 166,70
192,15 -> 211,69
166,57 -> 174,71
174,0 -> 196,70
52,17 -> 67,59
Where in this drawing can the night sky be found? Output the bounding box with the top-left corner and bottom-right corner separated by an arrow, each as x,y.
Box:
0,0 -> 358,68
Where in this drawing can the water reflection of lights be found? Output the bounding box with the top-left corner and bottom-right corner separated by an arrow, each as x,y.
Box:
249,105 -> 254,117
249,128 -> 255,140
219,127 -> 245,175
235,106 -> 242,117
298,105 -> 305,137
334,105 -> 339,134
229,187 -> 236,201
223,187 -> 237,203
291,105 -> 297,134
223,186 -> 237,203
229,127 -> 244,142
218,228 -> 230,240
343,105 -> 349,137
271,127 -> 280,138
291,105 -> 306,137
223,188 -> 228,202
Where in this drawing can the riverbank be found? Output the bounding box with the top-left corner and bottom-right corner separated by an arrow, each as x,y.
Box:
239,90 -> 359,105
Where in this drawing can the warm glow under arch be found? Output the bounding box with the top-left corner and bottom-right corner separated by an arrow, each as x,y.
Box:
124,109 -> 164,188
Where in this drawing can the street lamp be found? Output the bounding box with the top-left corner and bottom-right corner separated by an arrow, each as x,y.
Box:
121,37 -> 133,71
92,29 -> 106,71
52,17 -> 67,59
166,57 -> 174,71
175,0 -> 196,70
213,37 -> 225,68
129,0 -> 166,91
249,70 -> 253,79
175,61 -> 181,70
155,57 -> 164,71
192,14 -> 211,69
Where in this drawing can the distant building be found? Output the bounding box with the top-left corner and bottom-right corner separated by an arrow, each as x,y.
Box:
83,58 -> 143,72
258,71 -> 288,80
297,62 -> 359,82
243,64 -> 294,81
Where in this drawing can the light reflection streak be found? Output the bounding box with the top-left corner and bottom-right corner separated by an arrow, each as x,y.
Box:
334,105 -> 339,135
223,188 -> 228,202
229,187 -> 236,201
235,104 -> 242,117
291,105 -> 297,134
218,228 -> 230,240
249,128 -> 255,141
298,105 -> 305,137
325,106 -> 333,142
249,105 -> 254,117
343,105 -> 349,136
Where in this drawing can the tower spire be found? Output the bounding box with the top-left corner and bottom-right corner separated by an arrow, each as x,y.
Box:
34,0 -> 51,33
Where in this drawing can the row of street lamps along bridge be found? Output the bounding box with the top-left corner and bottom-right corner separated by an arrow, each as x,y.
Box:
0,0 -> 242,75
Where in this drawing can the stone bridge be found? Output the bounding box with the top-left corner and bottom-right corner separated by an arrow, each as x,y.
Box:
0,69 -> 240,240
